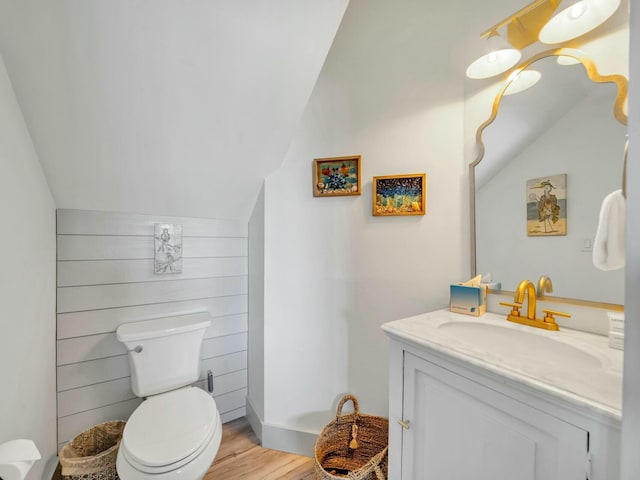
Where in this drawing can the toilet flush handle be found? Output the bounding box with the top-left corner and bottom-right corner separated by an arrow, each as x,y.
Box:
129,345 -> 143,353
207,370 -> 214,393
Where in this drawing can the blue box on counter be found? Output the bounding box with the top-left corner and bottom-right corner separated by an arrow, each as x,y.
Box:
450,284 -> 486,317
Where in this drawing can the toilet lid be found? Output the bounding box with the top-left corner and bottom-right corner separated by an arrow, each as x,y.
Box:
122,387 -> 218,468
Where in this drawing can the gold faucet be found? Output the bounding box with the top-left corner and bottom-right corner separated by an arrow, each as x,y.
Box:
515,280 -> 537,321
537,275 -> 553,299
499,279 -> 570,331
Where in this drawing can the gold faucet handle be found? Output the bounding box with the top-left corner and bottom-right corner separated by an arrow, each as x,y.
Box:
500,301 -> 523,316
542,308 -> 571,325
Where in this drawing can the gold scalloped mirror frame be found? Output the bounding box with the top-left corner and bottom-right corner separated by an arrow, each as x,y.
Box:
469,48 -> 628,311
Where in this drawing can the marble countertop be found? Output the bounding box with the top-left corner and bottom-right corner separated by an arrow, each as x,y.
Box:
382,309 -> 623,421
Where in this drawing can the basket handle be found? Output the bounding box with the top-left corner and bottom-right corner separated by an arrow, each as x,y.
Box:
336,394 -> 360,418
373,465 -> 385,480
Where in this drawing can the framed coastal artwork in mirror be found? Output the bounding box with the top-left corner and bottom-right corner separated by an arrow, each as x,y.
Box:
526,173 -> 567,237
470,49 -> 627,308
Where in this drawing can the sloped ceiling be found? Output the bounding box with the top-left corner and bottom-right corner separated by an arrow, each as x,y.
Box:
0,0 -> 348,219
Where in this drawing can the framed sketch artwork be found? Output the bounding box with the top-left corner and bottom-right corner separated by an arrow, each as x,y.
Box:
154,223 -> 183,273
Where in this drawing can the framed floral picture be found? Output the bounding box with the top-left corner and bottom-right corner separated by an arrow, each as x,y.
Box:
313,155 -> 361,197
373,173 -> 426,216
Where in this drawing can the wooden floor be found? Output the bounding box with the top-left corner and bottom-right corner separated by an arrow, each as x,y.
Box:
204,417 -> 316,479
53,417 -> 314,480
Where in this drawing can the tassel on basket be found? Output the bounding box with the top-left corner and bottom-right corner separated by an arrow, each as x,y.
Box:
314,395 -> 389,480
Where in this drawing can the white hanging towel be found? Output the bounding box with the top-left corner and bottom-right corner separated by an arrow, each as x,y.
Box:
593,189 -> 626,271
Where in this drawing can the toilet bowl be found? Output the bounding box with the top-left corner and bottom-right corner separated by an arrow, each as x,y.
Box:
115,313 -> 221,480
116,387 -> 222,480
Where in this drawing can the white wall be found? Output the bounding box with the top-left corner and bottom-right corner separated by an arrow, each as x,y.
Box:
0,56 -> 56,480
622,1 -> 640,477
0,0 -> 349,220
247,185 -> 265,436
476,89 -> 626,304
256,0 -> 470,454
56,209 -> 248,447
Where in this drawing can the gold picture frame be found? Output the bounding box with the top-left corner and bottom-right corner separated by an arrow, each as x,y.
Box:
373,173 -> 426,216
313,155 -> 362,197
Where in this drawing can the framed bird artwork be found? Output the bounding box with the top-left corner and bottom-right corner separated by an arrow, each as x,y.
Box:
313,155 -> 361,197
526,174 -> 567,236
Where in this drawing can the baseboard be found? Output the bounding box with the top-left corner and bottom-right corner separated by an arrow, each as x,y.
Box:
262,422 -> 318,458
245,396 -> 263,441
245,395 -> 317,458
49,458 -> 62,480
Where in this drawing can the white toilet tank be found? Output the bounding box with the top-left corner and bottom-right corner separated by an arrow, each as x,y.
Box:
116,312 -> 211,397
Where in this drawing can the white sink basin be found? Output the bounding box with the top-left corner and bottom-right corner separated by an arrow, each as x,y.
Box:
382,310 -> 623,417
438,321 -> 603,374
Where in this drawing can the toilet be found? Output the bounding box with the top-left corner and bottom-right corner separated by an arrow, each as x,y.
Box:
115,312 -> 222,480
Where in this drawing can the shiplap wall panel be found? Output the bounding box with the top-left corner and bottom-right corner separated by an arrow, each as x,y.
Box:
59,369 -> 248,419
193,369 -> 248,397
212,388 -> 248,415
58,355 -> 130,392
57,348 -> 248,393
58,399 -> 143,445
58,257 -> 248,287
56,209 -> 248,445
57,276 -> 247,313
58,236 -> 247,261
58,377 -> 135,417
201,332 -> 247,359
57,297 -> 247,339
203,313 -> 248,339
57,209 -> 248,237
220,407 -> 245,424
58,331 -> 247,368
199,351 -> 247,380
57,333 -> 125,366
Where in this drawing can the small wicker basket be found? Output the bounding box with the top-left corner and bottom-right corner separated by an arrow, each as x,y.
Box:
314,395 -> 389,480
59,420 -> 126,480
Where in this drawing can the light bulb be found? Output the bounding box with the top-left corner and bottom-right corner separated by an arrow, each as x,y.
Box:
466,32 -> 521,80
569,1 -> 586,20
503,70 -> 541,96
539,0 -> 621,44
557,55 -> 581,66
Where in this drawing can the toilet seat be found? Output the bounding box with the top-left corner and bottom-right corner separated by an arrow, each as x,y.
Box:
120,387 -> 219,474
121,422 -> 215,474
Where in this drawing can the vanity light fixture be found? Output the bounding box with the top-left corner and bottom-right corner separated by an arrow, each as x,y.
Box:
466,31 -> 522,79
466,0 -> 561,80
503,69 -> 542,95
539,0 -> 621,44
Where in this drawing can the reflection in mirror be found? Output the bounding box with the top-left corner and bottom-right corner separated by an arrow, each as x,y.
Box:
473,52 -> 627,306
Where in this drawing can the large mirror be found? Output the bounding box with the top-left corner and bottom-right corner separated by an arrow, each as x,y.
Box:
471,50 -> 627,307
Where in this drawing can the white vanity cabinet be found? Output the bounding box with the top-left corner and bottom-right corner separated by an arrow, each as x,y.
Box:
401,351 -> 586,479
383,311 -> 622,480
